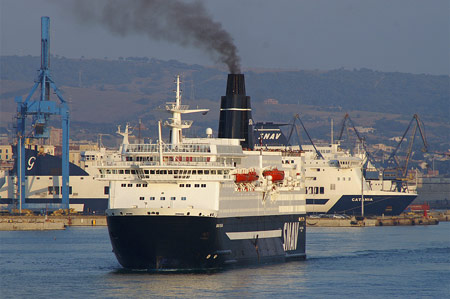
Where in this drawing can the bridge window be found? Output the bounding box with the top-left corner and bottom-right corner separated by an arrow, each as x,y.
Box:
136,184 -> 141,187
181,197 -> 186,201
150,197 -> 155,201
160,197 -> 165,201
139,197 -> 144,201
201,184 -> 206,188
104,186 -> 109,195
180,184 -> 184,187
186,184 -> 191,187
211,170 -> 216,175
171,197 -> 176,201
128,184 -> 132,187
143,184 -> 147,187
119,170 -> 124,174
195,184 -> 200,188
121,184 -> 126,187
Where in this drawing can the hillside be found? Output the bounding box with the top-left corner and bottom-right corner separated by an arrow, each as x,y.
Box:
1,55 -> 449,157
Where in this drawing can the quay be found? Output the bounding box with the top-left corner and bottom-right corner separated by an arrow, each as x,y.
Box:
0,215 -> 107,231
1,210 -> 448,230
306,210 -> 449,227
306,216 -> 439,227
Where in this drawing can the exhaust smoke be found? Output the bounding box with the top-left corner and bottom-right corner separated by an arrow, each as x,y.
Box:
69,0 -> 241,73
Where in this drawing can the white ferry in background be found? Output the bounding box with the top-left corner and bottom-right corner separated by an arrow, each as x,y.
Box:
98,74 -> 306,270
254,122 -> 417,216
0,144 -> 115,214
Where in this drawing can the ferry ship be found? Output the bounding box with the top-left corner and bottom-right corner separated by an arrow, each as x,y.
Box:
0,146 -> 112,214
254,122 -> 417,216
99,75 -> 306,270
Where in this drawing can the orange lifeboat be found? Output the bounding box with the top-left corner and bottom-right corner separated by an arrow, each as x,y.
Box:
234,170 -> 259,183
263,168 -> 285,182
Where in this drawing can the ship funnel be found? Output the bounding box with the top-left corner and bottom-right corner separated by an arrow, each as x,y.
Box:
218,74 -> 254,149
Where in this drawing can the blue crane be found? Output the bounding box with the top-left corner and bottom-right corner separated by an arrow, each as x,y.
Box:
15,17 -> 69,213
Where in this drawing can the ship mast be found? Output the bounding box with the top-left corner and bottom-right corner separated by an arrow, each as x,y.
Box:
164,75 -> 209,145
117,123 -> 131,154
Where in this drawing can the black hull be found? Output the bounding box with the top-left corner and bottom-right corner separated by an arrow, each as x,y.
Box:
328,194 -> 417,216
107,214 -> 306,270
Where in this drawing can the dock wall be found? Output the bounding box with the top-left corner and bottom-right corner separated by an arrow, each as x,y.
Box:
0,215 -> 107,231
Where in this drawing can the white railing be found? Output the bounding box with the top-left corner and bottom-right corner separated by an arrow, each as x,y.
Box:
124,143 -> 211,154
93,160 -> 229,168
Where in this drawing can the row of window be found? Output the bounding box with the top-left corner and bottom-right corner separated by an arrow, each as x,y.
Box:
121,183 -> 148,187
126,156 -> 211,162
337,177 -> 352,181
139,196 -> 187,201
120,183 -> 207,188
306,186 -> 325,194
180,184 -> 206,188
104,169 -> 229,175
48,186 -> 109,195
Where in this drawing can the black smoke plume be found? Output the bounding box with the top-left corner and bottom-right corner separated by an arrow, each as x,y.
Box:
70,0 -> 241,73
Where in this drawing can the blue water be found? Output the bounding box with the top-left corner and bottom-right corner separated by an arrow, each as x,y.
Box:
1,223 -> 449,298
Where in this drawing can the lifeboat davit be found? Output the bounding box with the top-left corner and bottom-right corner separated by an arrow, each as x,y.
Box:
234,170 -> 259,183
263,168 -> 285,182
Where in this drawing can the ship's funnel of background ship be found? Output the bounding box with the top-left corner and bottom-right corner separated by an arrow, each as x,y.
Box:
218,74 -> 254,149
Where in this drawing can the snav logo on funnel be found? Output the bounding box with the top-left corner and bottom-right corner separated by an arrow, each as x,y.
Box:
260,133 -> 282,140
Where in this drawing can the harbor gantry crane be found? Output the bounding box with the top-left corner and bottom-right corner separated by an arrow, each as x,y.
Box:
336,113 -> 376,168
286,114 -> 324,159
15,17 -> 70,213
384,114 -> 428,179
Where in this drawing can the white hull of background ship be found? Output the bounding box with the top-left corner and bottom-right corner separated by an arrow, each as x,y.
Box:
254,122 -> 417,216
99,75 -> 306,270
0,147 -> 112,214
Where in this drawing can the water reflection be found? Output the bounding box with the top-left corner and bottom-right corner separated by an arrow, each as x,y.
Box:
102,262 -> 308,298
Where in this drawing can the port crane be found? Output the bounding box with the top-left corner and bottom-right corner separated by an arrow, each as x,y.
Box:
286,114 -> 324,159
336,113 -> 376,168
14,17 -> 70,213
384,114 -> 428,178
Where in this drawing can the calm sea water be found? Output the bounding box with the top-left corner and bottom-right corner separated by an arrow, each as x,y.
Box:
1,222 -> 449,298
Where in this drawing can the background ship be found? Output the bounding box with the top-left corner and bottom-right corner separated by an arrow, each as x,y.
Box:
0,146 -> 111,214
254,122 -> 417,216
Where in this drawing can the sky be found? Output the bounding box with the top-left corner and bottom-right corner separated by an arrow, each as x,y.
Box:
0,0 -> 449,75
